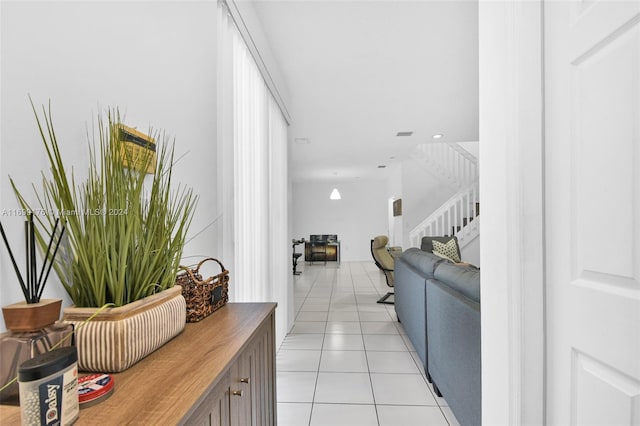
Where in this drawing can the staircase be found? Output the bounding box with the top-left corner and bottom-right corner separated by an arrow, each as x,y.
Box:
409,142 -> 480,250
412,142 -> 478,190
409,180 -> 479,248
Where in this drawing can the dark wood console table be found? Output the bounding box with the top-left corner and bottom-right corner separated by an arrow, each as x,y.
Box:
0,303 -> 277,426
304,241 -> 340,262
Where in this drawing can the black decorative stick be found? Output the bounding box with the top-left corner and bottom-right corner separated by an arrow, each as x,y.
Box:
36,224 -> 66,302
36,218 -> 59,298
30,214 -> 37,302
0,221 -> 29,301
25,220 -> 31,302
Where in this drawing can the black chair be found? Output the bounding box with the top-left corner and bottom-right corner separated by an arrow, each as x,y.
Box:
292,238 -> 304,275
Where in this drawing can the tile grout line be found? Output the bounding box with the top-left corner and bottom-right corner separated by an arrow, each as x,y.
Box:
309,262 -> 339,425
289,262 -> 323,425
353,262 -> 383,426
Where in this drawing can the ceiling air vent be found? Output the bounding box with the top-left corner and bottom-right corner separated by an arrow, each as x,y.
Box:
378,165 -> 387,169
396,131 -> 414,137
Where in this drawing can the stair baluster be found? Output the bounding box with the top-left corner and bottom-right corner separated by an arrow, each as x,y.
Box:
409,180 -> 480,249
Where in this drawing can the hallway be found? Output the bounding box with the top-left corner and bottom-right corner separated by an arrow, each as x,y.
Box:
276,262 -> 460,426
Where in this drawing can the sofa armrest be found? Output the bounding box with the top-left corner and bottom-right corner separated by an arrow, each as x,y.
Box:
432,262 -> 481,304
426,278 -> 481,426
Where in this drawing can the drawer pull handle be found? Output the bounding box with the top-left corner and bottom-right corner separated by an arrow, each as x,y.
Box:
232,390 -> 243,397
240,377 -> 250,384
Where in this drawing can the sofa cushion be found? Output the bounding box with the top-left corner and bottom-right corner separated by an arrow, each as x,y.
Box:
433,262 -> 481,303
398,248 -> 448,279
420,236 -> 461,260
432,239 -> 461,263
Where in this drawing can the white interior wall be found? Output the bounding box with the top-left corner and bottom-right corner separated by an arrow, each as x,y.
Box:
460,235 -> 480,266
386,164 -> 404,248
401,158 -> 455,249
0,1 -> 219,330
292,180 -> 388,261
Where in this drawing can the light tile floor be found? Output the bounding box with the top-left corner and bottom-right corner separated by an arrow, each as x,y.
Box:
277,261 -> 461,426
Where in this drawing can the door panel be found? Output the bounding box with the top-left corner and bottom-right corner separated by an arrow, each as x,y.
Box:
230,352 -> 252,426
573,351 -> 640,425
188,372 -> 231,426
572,7 -> 638,281
545,0 -> 640,424
229,319 -> 276,426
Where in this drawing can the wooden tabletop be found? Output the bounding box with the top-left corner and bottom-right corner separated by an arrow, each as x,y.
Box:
0,303 -> 277,425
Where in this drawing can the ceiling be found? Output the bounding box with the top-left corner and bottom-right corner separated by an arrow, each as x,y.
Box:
251,0 -> 479,182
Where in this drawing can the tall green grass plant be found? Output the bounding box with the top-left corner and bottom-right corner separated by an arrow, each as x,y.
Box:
11,101 -> 197,307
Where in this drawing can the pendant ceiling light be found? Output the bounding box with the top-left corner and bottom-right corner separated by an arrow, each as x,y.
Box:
329,188 -> 341,200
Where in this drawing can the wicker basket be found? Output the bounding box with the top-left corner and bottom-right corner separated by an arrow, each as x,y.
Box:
176,258 -> 229,322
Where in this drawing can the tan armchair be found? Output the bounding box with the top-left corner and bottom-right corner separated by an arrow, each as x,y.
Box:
371,235 -> 395,304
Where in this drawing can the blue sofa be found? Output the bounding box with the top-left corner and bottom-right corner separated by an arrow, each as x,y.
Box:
394,247 -> 445,380
394,241 -> 481,426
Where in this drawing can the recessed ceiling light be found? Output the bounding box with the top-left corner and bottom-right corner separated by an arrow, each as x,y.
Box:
378,165 -> 387,169
432,133 -> 444,139
396,131 -> 414,137
294,138 -> 310,144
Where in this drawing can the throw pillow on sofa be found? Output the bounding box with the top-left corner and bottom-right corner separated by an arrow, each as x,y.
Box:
432,239 -> 461,263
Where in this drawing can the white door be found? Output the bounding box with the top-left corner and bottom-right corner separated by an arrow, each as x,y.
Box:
545,1 -> 640,424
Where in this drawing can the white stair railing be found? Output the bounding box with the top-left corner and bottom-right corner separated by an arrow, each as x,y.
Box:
409,180 -> 480,249
412,142 -> 478,189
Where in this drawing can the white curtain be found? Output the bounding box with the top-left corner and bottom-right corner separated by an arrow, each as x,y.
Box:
232,25 -> 269,302
218,0 -> 291,345
217,0 -> 235,289
268,95 -> 290,345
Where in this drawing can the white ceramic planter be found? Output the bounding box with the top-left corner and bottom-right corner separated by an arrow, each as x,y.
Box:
62,286 -> 186,372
